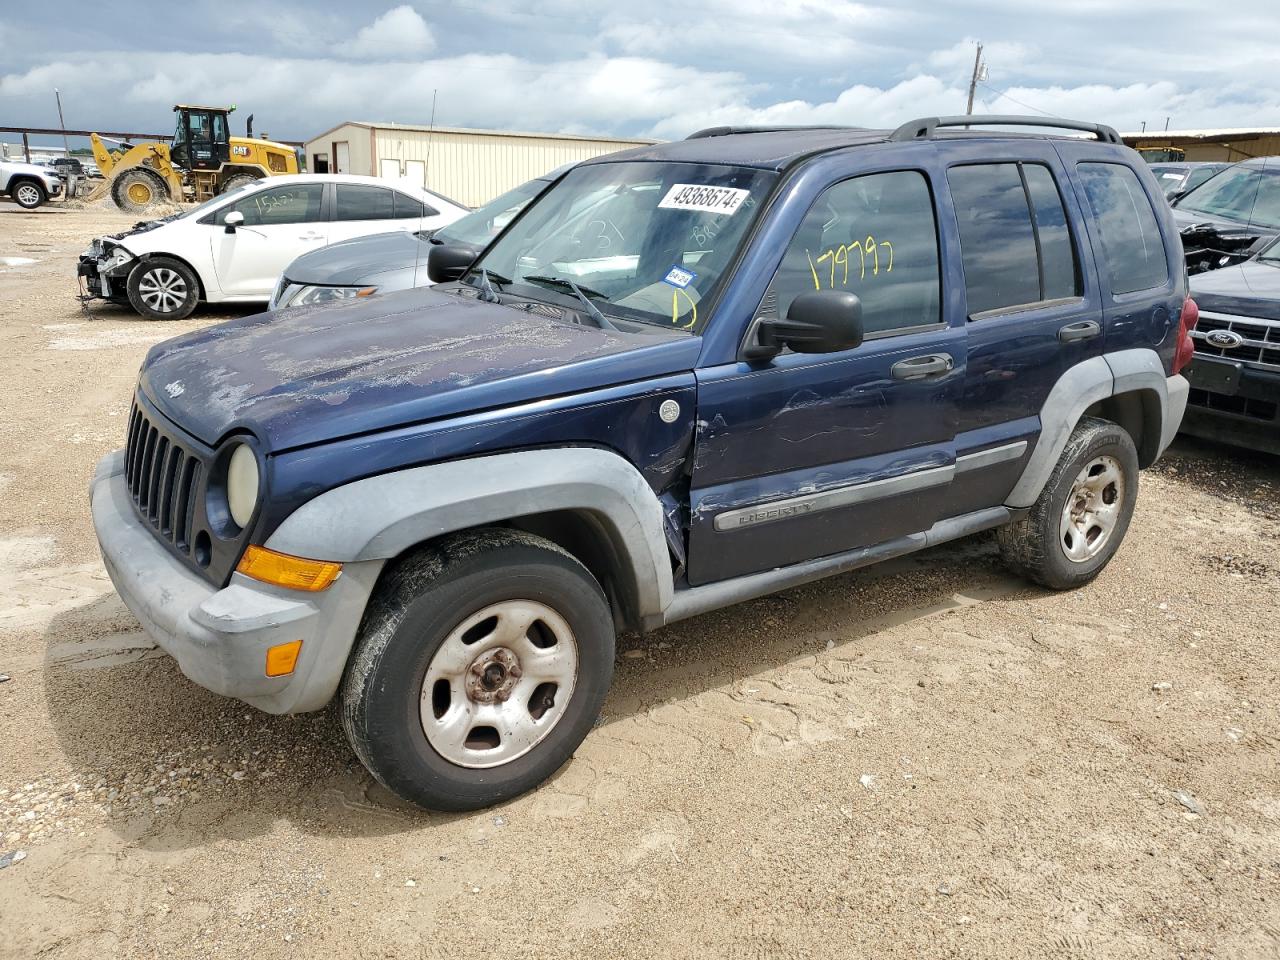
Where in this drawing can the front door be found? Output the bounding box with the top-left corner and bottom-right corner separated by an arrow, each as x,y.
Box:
687,167 -> 964,585
209,182 -> 327,297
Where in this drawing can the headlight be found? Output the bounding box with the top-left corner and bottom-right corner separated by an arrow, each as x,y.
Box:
284,284 -> 377,308
226,443 -> 260,529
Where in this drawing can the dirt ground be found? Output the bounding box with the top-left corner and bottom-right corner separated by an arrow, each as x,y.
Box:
0,202 -> 1278,960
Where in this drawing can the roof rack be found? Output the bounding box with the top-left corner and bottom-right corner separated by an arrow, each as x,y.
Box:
889,115 -> 1123,145
685,125 -> 857,140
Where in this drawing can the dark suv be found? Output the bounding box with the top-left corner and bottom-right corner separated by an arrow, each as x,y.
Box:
90,116 -> 1195,811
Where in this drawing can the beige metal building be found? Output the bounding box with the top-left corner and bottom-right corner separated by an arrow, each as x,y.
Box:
303,122 -> 656,206
1122,128 -> 1280,162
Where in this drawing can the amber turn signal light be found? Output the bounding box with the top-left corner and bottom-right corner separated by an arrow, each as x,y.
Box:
236,545 -> 342,592
265,639 -> 303,677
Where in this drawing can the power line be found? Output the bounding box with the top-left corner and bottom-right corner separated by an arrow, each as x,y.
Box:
978,79 -> 1062,118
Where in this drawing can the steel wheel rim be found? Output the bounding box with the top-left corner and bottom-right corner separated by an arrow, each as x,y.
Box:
1059,454 -> 1124,563
420,600 -> 579,769
15,184 -> 40,205
137,268 -> 187,313
127,180 -> 153,205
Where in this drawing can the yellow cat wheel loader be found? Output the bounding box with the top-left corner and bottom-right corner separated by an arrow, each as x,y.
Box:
89,104 -> 299,213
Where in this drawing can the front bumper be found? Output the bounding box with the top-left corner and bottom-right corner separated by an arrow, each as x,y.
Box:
91,450 -> 382,713
1181,356 -> 1280,455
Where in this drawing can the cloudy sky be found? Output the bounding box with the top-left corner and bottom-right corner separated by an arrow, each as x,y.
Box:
4,0 -> 1279,147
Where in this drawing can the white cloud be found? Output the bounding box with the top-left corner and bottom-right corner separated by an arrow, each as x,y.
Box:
347,5 -> 435,59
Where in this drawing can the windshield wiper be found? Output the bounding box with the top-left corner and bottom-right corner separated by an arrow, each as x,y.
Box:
463,267 -> 510,303
523,275 -> 619,331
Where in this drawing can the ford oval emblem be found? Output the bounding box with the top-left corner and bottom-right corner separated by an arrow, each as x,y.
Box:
1205,329 -> 1245,350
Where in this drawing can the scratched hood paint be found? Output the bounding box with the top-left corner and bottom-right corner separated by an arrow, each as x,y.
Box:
139,285 -> 700,451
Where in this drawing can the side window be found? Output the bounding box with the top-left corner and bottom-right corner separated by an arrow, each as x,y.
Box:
335,185 -> 394,221
1023,165 -> 1079,301
221,184 -> 323,226
764,170 -> 940,336
1077,162 -> 1169,294
392,191 -> 436,219
948,162 -> 1081,316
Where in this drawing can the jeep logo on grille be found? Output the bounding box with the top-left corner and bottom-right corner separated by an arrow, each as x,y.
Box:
1205,330 -> 1245,349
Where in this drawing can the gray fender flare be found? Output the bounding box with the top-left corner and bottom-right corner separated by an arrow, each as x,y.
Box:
1006,347 -> 1176,509
265,447 -> 675,621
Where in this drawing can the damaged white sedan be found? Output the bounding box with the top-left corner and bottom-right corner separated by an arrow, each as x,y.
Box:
78,174 -> 467,319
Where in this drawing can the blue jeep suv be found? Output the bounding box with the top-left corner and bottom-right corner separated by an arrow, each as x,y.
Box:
91,116 -> 1196,810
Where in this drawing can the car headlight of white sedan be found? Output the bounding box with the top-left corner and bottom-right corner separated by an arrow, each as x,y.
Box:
276,284 -> 378,309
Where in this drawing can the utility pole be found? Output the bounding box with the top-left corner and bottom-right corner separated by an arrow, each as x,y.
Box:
966,42 -> 984,116
54,88 -> 70,158
1140,121 -> 1147,133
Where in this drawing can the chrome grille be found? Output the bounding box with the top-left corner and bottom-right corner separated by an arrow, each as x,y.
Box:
1191,311 -> 1280,371
124,402 -> 203,553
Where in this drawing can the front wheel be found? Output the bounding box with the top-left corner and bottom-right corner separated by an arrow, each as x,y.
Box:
997,417 -> 1139,590
127,257 -> 200,320
11,180 -> 46,209
342,529 -> 616,811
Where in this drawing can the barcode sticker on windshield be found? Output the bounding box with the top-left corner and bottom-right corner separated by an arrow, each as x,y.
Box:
658,184 -> 750,215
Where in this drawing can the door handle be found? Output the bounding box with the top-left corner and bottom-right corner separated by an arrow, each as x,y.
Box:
891,353 -> 954,381
1058,320 -> 1101,343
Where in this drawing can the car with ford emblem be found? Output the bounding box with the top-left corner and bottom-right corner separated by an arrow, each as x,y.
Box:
90,116 -> 1195,810
1181,236 -> 1280,454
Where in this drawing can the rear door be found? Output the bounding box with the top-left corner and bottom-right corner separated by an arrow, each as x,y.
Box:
328,183 -> 431,244
941,142 -> 1106,515
208,182 -> 327,297
687,164 -> 964,585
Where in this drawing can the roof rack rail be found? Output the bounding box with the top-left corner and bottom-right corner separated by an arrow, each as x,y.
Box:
889,115 -> 1123,145
685,124 -> 857,140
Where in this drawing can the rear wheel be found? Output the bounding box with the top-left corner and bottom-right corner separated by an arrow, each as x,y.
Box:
998,417 -> 1139,590
127,257 -> 200,320
218,172 -> 261,195
111,169 -> 168,213
11,179 -> 46,209
342,529 -> 616,811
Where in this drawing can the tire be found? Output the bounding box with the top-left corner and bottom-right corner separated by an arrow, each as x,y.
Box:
10,179 -> 45,209
111,169 -> 169,213
218,172 -> 260,195
342,528 -> 616,812
997,416 -> 1139,590
126,257 -> 200,320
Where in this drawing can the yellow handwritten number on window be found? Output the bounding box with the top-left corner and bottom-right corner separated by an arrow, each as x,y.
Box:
806,236 -> 894,290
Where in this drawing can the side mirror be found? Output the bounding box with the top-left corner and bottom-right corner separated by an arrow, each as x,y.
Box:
223,210 -> 244,234
427,241 -> 480,283
746,290 -> 864,359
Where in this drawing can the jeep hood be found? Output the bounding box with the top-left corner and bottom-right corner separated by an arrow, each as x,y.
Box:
284,230 -> 428,285
138,286 -> 701,451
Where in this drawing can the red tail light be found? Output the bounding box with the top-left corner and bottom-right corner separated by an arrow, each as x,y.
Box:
1173,297 -> 1199,375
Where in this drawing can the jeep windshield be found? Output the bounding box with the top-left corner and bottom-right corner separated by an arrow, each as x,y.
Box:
465,161 -> 776,331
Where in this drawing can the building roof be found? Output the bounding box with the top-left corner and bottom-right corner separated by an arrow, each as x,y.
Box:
304,120 -> 656,146
1121,128 -> 1280,142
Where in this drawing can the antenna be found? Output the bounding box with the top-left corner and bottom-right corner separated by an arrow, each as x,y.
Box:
415,88 -> 440,288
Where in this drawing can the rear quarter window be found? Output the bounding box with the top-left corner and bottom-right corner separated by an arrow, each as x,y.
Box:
1076,162 -> 1169,294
